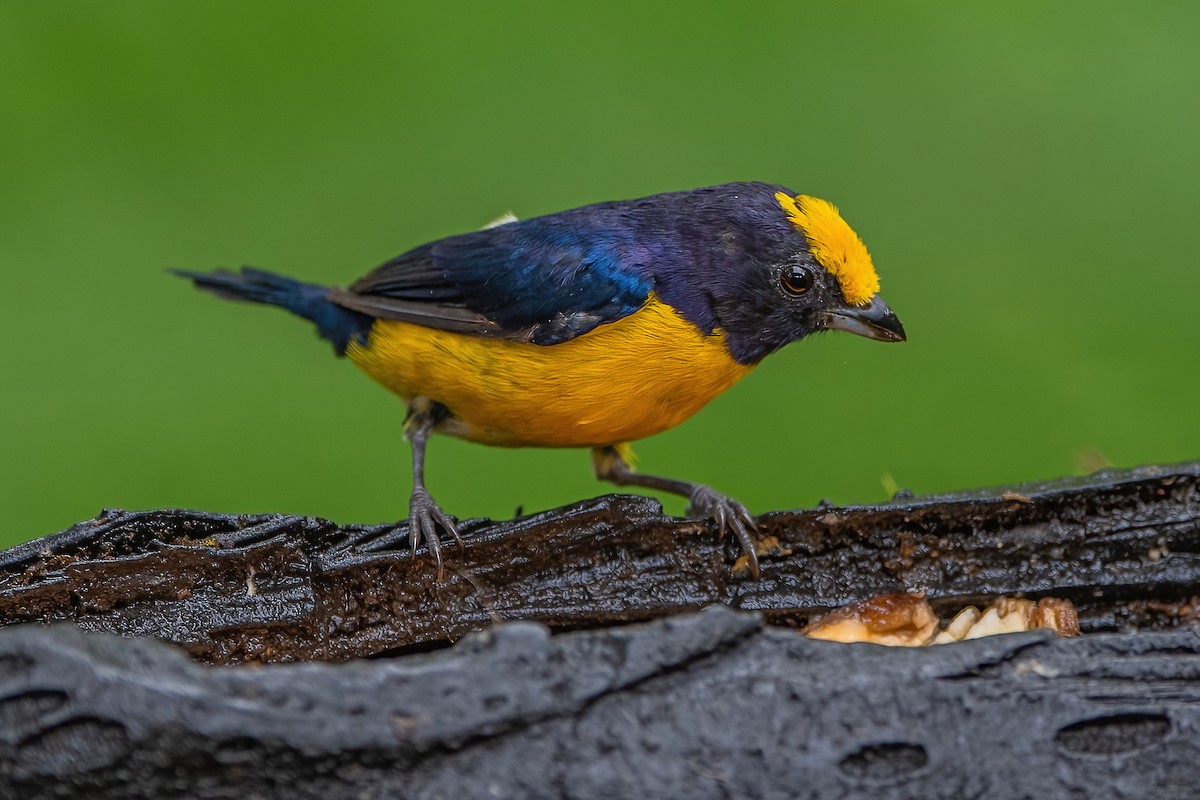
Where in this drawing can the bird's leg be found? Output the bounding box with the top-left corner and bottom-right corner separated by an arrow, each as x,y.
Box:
405,401 -> 463,581
591,444 -> 761,579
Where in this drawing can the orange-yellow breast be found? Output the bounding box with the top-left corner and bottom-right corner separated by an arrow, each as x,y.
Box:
345,296 -> 754,447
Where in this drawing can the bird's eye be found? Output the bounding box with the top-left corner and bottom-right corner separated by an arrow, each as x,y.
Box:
780,265 -> 814,296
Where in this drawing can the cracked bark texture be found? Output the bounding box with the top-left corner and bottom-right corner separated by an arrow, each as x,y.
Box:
1,461 -> 1198,663
0,461 -> 1198,797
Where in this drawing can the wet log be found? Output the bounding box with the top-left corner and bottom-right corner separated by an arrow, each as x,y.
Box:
0,461 -> 1196,663
2,609 -> 1199,798
1,461 -> 1198,797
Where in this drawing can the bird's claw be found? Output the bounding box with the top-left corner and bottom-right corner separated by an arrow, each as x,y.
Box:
409,486 -> 463,581
687,484 -> 760,579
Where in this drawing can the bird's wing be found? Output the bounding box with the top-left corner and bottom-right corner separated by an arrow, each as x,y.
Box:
329,212 -> 655,345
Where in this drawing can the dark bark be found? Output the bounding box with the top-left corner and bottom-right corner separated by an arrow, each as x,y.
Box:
1,462 -> 1196,663
0,461 -> 1198,798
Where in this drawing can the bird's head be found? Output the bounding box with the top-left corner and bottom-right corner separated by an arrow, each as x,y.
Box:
706,186 -> 905,364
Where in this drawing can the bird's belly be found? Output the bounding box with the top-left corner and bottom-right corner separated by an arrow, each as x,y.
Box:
345,298 -> 754,447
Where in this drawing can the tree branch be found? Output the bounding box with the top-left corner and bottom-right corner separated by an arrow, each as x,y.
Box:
2,461 -> 1199,796
1,461 -> 1196,663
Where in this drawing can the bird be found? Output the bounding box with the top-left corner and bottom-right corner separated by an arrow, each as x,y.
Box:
174,181 -> 905,579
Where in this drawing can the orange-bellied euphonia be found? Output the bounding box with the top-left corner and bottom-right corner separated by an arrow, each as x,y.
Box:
175,181 -> 905,578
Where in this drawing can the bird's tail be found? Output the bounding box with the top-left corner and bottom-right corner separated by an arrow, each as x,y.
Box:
171,267 -> 374,355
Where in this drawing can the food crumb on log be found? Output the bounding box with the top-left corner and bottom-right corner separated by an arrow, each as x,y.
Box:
805,592 -> 1080,646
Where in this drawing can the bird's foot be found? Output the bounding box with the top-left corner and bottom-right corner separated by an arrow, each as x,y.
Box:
409,486 -> 463,581
686,484 -> 761,579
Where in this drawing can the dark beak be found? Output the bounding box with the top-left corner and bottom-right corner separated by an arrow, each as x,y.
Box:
819,295 -> 906,342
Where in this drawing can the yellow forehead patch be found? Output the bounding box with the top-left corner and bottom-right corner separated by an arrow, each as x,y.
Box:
775,192 -> 880,306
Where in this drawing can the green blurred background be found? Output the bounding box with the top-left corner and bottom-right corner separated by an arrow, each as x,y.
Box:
3,2 -> 1198,549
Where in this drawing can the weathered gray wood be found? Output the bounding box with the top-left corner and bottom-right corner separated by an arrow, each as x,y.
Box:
1,609 -> 1196,799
